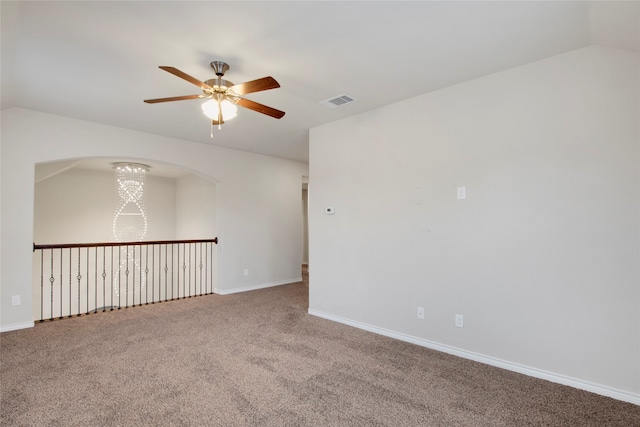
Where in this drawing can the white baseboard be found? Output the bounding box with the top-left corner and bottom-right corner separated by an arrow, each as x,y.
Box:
307,309 -> 640,405
1,321 -> 35,333
215,277 -> 302,295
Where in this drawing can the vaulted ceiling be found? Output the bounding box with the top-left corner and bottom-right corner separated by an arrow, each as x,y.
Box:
2,1 -> 638,163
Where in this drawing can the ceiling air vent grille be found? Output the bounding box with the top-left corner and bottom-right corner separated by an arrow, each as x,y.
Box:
320,94 -> 357,109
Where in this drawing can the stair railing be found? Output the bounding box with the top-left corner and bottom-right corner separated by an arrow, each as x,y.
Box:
32,238 -> 218,322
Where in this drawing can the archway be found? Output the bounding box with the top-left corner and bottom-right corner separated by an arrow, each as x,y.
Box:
32,157 -> 220,320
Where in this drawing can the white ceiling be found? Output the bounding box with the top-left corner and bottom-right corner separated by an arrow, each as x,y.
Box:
2,1 -> 638,166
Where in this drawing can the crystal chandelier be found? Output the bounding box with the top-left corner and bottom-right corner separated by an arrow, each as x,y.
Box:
112,163 -> 150,301
112,163 -> 149,242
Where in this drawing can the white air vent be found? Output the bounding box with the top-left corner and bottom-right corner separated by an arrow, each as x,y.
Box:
320,94 -> 357,109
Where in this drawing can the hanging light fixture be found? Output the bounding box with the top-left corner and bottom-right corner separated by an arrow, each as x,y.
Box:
201,99 -> 238,121
112,162 -> 150,302
112,162 -> 149,242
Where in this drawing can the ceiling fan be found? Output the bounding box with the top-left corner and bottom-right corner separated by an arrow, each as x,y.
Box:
144,61 -> 285,137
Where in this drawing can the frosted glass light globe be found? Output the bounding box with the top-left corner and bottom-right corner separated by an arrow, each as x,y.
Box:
201,99 -> 237,120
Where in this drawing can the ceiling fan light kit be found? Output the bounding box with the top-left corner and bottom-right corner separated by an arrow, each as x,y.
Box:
201,99 -> 237,121
144,61 -> 285,139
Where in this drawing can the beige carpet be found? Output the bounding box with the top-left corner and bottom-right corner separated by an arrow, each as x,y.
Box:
1,277 -> 639,426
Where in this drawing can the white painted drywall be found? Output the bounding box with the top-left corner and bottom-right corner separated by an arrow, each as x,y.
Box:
309,46 -> 639,399
1,109 -> 308,330
175,174 -> 216,240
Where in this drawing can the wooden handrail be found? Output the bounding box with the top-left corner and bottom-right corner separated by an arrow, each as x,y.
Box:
34,237 -> 218,251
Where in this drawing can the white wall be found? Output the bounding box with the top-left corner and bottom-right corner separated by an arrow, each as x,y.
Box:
309,46 -> 639,402
1,108 -> 308,330
34,168 -> 177,244
175,174 -> 216,240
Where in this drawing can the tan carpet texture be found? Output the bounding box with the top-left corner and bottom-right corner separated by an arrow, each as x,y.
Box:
1,280 -> 638,426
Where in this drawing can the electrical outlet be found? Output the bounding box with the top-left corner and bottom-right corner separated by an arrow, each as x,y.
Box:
11,295 -> 21,306
244,269 -> 249,277
417,306 -> 425,320
455,314 -> 464,328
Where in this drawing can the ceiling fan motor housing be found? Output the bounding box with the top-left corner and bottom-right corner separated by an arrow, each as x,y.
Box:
204,79 -> 234,92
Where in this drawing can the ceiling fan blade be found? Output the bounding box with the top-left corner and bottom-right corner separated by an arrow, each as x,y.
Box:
144,95 -> 203,104
229,76 -> 280,96
237,98 -> 285,119
159,66 -> 213,90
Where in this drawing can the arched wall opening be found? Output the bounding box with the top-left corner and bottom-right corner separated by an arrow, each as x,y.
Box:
32,157 -> 221,320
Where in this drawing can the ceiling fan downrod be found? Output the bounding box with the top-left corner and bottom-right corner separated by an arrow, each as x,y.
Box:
210,61 -> 229,87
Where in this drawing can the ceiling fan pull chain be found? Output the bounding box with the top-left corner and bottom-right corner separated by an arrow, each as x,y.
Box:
210,122 -> 214,139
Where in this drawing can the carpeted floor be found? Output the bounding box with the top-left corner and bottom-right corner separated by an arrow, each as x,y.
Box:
1,274 -> 639,426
